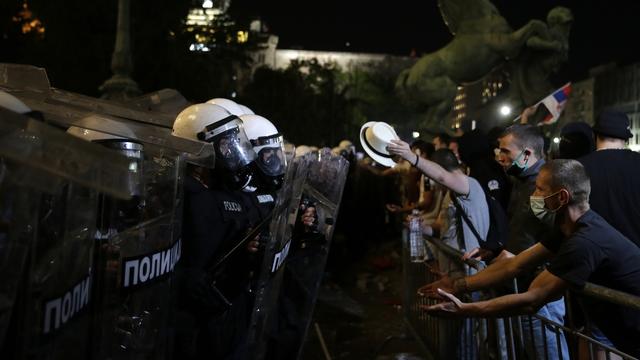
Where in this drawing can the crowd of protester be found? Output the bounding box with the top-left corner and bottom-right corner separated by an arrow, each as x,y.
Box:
349,110 -> 640,358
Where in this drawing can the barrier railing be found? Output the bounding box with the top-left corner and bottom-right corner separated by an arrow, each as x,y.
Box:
401,230 -> 640,360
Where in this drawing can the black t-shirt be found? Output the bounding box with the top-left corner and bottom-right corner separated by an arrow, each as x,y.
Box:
541,210 -> 640,356
579,149 -> 640,248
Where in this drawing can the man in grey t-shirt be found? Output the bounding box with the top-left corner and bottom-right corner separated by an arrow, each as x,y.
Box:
388,142 -> 489,359
387,143 -> 489,257
441,177 -> 489,253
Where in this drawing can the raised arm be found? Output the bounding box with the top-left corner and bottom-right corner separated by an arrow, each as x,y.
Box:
387,139 -> 469,195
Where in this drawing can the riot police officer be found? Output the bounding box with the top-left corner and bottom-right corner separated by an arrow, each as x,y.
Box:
239,114 -> 287,218
172,103 -> 265,359
213,114 -> 287,359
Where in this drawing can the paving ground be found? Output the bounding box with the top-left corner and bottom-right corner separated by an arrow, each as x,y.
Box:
301,238 -> 427,360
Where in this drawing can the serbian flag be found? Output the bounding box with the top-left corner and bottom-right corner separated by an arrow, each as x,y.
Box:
538,83 -> 571,125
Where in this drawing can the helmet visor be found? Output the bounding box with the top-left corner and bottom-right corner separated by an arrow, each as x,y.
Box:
199,118 -> 256,171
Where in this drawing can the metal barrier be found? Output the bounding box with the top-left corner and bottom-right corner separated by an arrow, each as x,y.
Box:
401,231 -> 640,360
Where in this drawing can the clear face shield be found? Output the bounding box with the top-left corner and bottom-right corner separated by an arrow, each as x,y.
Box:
197,116 -> 256,189
198,116 -> 256,172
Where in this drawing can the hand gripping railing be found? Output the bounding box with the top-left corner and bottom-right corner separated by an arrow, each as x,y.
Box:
401,231 -> 640,360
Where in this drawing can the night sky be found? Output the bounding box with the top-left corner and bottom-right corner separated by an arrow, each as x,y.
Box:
231,0 -> 640,81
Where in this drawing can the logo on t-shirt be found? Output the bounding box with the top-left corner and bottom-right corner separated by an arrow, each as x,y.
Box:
488,180 -> 500,191
257,194 -> 274,204
223,201 -> 242,212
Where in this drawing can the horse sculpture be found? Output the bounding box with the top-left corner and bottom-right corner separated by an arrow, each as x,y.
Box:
506,6 -> 573,115
396,0 -> 566,128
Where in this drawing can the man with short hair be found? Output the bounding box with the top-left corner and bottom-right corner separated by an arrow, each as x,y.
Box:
578,110 -> 640,247
498,125 -> 549,255
467,124 -> 569,359
422,159 -> 640,358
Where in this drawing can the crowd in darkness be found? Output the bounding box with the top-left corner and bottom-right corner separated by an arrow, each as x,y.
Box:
342,110 -> 640,358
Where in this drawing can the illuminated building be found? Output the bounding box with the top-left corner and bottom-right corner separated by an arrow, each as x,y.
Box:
185,0 -> 236,52
452,86 -> 466,130
446,68 -> 508,131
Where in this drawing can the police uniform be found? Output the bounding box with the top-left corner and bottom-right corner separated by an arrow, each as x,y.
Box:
243,190 -> 277,220
201,187 -> 266,360
169,101 -> 269,359
174,175 -> 262,359
217,189 -> 279,360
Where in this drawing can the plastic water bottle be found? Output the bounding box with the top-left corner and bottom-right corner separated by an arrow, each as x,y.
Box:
409,209 -> 426,263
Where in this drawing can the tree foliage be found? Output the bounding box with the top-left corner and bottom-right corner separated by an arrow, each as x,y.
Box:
240,59 -> 356,147
240,56 -> 419,148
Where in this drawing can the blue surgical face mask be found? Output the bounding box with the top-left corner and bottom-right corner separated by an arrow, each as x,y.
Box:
506,150 -> 529,176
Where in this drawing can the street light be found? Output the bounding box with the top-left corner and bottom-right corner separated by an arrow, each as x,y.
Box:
553,137 -> 560,144
412,131 -> 420,139
500,105 -> 512,117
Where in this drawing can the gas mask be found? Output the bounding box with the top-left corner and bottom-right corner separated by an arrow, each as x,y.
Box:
250,134 -> 287,191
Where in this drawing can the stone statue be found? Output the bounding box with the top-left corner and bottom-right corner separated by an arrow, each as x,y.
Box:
395,0 -> 564,128
506,7 -> 573,118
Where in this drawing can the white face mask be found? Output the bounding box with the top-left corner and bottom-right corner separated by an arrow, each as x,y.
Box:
530,190 -> 562,225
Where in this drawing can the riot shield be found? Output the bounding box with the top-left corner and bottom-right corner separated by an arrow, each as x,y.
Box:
244,154 -> 313,359
0,108 -> 132,359
17,180 -> 99,360
24,93 -> 186,358
281,150 -> 349,360
247,149 -> 349,360
125,89 -> 190,117
0,63 -> 175,128
0,62 -> 50,91
89,142 -> 183,360
0,157 -> 38,353
0,63 -> 215,169
1,64 -> 194,359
